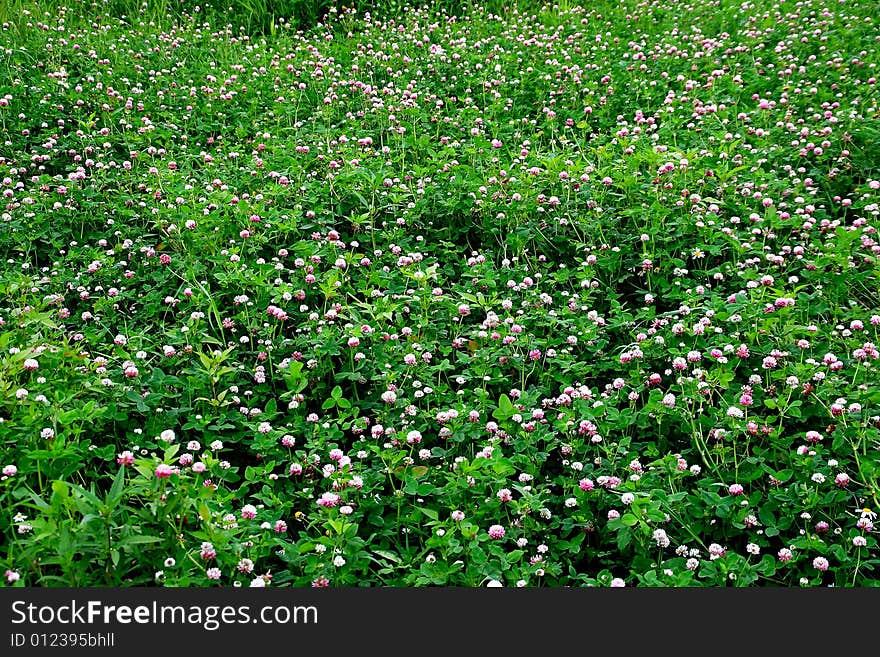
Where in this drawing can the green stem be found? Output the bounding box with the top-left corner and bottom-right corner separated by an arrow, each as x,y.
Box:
852,546 -> 862,586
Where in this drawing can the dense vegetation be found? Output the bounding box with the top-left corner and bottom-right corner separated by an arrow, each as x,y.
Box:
1,0 -> 878,587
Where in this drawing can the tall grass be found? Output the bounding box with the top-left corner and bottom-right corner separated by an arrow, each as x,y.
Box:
0,0 -> 546,37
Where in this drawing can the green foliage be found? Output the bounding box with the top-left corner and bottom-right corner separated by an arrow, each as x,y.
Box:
1,0 -> 879,588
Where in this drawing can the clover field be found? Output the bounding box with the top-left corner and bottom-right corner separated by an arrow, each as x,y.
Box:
1,0 -> 879,587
